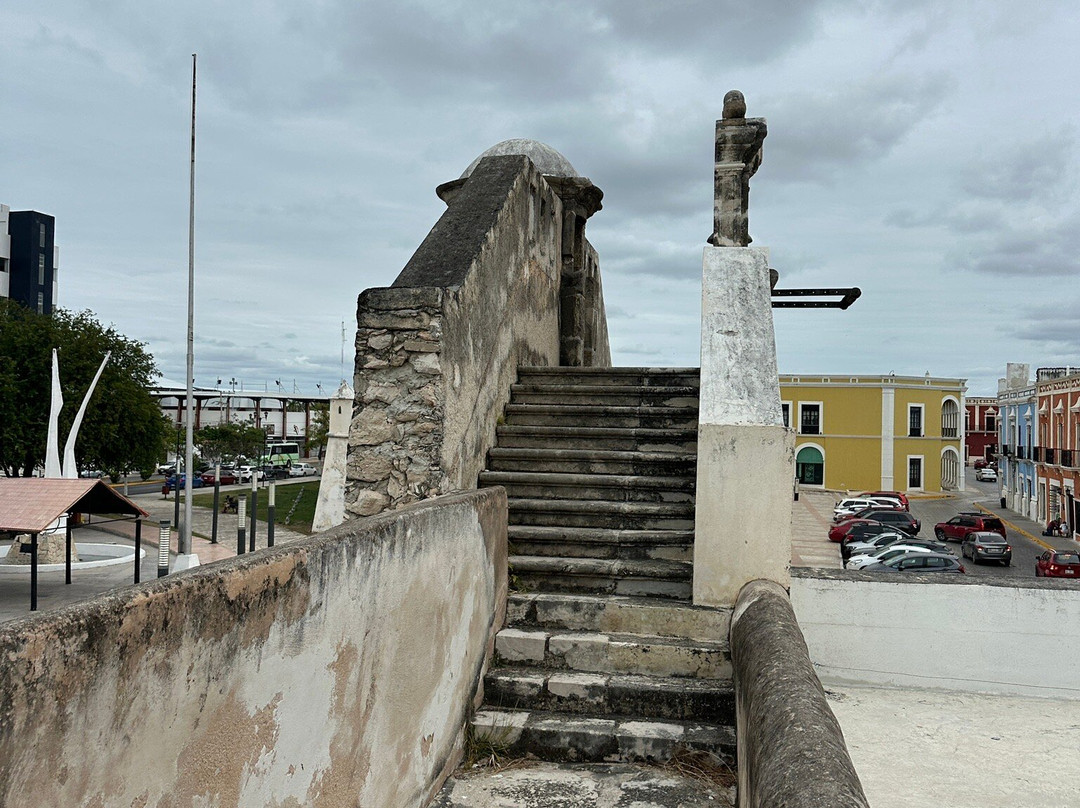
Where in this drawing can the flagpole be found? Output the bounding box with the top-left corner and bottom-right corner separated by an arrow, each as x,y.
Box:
182,53 -> 197,561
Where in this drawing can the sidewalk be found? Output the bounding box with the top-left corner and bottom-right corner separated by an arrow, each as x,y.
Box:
791,489 -> 843,569
92,490 -> 310,563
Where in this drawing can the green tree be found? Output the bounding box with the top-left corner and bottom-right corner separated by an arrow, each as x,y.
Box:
0,301 -> 170,477
307,404 -> 330,456
195,420 -> 266,466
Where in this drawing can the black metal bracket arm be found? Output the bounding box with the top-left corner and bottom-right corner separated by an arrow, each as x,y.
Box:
771,287 -> 861,310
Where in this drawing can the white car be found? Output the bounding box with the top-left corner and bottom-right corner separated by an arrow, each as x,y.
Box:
975,467 -> 997,482
833,498 -> 878,521
847,544 -> 935,570
288,462 -> 318,478
237,465 -> 266,483
842,531 -> 911,557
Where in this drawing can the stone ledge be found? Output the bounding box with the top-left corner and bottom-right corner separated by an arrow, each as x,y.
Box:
730,579 -> 868,808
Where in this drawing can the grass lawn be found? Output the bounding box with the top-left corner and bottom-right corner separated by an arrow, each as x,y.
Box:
191,481 -> 321,534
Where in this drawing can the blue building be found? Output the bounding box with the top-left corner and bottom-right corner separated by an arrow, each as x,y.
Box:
998,363 -> 1039,519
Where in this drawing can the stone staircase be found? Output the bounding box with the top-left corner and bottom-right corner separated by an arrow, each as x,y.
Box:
472,367 -> 736,764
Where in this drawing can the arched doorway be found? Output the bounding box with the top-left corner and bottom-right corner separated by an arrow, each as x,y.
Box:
940,447 -> 960,490
796,445 -> 824,486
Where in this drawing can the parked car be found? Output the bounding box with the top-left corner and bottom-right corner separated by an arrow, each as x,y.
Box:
934,512 -> 1006,542
838,521 -> 905,546
850,508 -> 921,536
157,461 -> 176,475
833,497 -> 903,522
961,531 -> 1012,565
974,457 -> 989,470
237,466 -> 265,483
847,543 -> 938,570
259,465 -> 291,481
860,490 -> 909,510
201,469 -> 238,486
1035,550 -> 1080,578
842,531 -> 925,561
829,518 -> 880,543
289,462 -> 318,477
79,468 -> 104,478
975,467 -> 998,482
861,551 -> 965,574
164,474 -> 205,491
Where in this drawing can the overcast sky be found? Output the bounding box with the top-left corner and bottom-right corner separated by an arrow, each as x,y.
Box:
3,1 -> 1078,397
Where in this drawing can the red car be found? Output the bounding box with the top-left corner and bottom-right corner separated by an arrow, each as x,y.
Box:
828,518 -> 880,543
934,512 -> 1006,543
201,470 -> 238,486
860,490 -> 909,510
1035,550 -> 1080,578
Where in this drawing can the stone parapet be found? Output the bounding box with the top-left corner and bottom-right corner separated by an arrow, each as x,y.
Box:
346,152 -> 611,518
730,580 -> 868,808
0,488 -> 509,808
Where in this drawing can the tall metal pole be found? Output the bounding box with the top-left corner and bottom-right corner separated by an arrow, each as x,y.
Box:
182,53 -> 197,557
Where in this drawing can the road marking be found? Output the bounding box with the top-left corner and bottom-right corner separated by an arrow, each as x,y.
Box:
972,502 -> 1055,552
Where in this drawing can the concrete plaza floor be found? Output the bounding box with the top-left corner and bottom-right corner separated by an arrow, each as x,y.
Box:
828,684 -> 1080,808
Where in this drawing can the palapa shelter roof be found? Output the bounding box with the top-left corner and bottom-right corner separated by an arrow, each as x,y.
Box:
0,478 -> 148,534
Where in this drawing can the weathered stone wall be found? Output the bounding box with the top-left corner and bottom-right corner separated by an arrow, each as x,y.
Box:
347,154 -> 609,516
0,488 -> 508,808
730,580 -> 868,808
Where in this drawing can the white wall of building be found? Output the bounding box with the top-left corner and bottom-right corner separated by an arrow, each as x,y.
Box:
791,572 -> 1080,700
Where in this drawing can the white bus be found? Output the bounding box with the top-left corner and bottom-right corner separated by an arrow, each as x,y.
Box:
261,441 -> 301,467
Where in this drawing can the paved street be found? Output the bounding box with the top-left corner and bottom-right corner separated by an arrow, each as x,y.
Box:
0,482 -> 313,624
792,467 -> 1080,579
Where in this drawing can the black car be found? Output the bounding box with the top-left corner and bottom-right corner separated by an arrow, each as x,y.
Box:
961,531 -> 1012,565
861,551 -> 965,573
259,465 -> 290,480
853,508 -> 921,535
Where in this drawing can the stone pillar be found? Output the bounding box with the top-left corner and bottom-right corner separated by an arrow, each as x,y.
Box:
345,287 -> 448,517
693,247 -> 794,607
312,380 -> 354,532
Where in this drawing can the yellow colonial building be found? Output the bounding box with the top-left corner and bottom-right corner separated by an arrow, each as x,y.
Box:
779,374 -> 966,493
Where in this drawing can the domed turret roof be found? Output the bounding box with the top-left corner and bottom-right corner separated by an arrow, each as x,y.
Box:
460,139 -> 579,179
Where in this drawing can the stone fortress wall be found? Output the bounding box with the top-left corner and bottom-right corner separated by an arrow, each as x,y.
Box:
0,488 -> 508,808
346,147 -> 609,518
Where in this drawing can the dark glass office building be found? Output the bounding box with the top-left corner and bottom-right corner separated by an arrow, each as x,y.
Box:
1,207 -> 58,314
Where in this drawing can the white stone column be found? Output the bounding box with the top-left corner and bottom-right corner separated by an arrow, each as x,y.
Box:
881,385 -> 895,490
694,246 -> 794,607
312,381 -> 355,532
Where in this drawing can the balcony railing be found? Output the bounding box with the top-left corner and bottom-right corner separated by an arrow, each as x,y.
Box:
942,427 -> 958,438
1001,444 -> 1011,457
1063,449 -> 1075,468
1016,445 -> 1027,460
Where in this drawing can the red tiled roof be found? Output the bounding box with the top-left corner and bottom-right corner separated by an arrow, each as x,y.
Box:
0,478 -> 148,533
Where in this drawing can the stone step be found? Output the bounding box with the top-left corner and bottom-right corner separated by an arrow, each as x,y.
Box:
480,471 -> 695,503
506,592 -> 731,640
508,499 -> 694,531
489,447 -> 696,476
470,709 -> 735,764
495,424 -> 699,452
517,366 -> 701,388
509,525 -> 693,561
507,525 -> 691,561
494,626 -> 729,679
504,404 -> 699,429
509,554 -> 692,599
484,668 -> 736,723
510,384 -> 700,408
